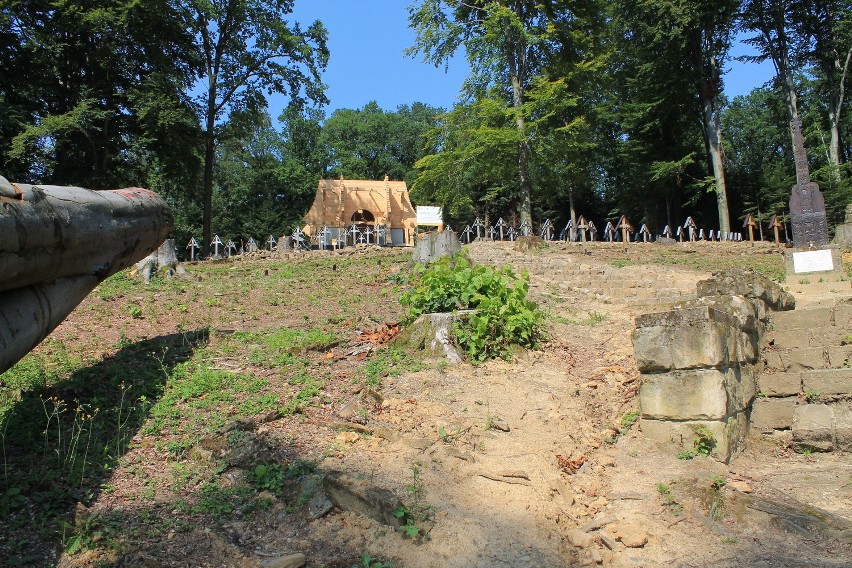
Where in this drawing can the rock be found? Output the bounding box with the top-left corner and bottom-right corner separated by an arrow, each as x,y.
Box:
490,417 -> 510,432
615,523 -> 648,548
514,235 -> 545,252
322,470 -> 406,528
402,437 -> 434,450
262,553 -> 306,568
308,492 -> 334,519
335,431 -> 360,445
727,480 -> 753,493
392,312 -> 467,363
567,529 -> 594,549
412,230 -> 461,264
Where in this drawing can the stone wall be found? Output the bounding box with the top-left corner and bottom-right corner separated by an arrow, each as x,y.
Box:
834,204 -> 852,247
752,299 -> 852,451
634,270 -> 795,462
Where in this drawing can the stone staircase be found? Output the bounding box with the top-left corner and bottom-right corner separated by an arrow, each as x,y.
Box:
466,242 -> 699,310
752,300 -> 852,451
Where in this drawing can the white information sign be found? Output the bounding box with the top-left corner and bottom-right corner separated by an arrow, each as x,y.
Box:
416,205 -> 443,226
792,250 -> 835,273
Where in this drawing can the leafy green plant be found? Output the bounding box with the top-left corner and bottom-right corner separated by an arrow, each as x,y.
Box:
399,255 -> 544,362
620,410 -> 641,432
128,305 -> 143,319
805,388 -> 821,403
354,552 -> 393,568
677,426 -> 717,459
393,463 -> 431,540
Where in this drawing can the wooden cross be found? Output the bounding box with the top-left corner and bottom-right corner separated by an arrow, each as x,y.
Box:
211,234 -> 223,257
769,215 -> 784,244
577,216 -> 589,243
462,225 -> 473,243
496,217 -> 507,241
615,215 -> 633,245
743,214 -> 758,242
587,220 -> 597,242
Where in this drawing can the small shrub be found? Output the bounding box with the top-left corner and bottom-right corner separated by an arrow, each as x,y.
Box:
399,255 -> 544,362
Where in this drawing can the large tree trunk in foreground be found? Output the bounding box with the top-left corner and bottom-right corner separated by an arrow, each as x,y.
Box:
0,176 -> 172,373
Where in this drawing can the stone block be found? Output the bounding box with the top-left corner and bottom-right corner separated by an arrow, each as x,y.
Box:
835,224 -> 852,247
696,269 -> 795,312
640,413 -> 746,463
771,308 -> 833,331
763,349 -> 787,372
834,302 -> 852,327
834,404 -> 852,452
792,404 -> 835,451
640,369 -> 727,420
785,347 -> 828,371
725,365 -> 757,414
771,329 -> 806,349
735,330 -> 760,364
633,305 -> 744,371
751,397 -> 796,432
802,369 -> 852,397
827,346 -> 852,368
757,372 -> 801,397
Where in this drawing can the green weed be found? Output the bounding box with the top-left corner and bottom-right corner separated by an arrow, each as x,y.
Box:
400,255 -> 544,363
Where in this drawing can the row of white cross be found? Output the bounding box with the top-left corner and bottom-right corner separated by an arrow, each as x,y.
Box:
184,224 -> 394,259
456,216 -> 746,244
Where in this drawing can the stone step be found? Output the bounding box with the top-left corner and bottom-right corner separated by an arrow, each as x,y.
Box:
764,345 -> 852,372
769,301 -> 852,330
769,326 -> 852,349
758,369 -> 851,398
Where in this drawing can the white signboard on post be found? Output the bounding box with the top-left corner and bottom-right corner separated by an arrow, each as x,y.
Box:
792,250 -> 835,273
416,205 -> 443,226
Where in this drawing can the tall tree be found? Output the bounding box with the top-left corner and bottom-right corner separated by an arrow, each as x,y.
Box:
408,1 -> 589,227
739,0 -> 810,142
321,101 -> 442,182
1,0 -> 198,187
799,1 -> 852,172
618,0 -> 738,233
191,0 -> 328,254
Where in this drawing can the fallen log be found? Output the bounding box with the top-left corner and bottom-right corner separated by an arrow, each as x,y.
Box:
0,176 -> 172,373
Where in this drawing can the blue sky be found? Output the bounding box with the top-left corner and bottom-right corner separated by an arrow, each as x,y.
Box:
280,1 -> 775,119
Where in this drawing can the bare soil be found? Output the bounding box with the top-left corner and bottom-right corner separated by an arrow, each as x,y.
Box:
2,242 -> 851,568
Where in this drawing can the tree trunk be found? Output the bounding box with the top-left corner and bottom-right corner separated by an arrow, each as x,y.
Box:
827,46 -> 851,177
567,185 -> 577,241
0,179 -> 172,373
702,94 -> 731,234
507,15 -> 532,229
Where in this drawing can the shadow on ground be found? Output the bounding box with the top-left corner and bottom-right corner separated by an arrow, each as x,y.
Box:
0,330 -> 208,566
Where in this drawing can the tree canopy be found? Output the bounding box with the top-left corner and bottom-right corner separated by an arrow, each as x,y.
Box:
1,0 -> 850,250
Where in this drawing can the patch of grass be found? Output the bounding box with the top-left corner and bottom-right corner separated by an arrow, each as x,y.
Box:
361,348 -> 426,388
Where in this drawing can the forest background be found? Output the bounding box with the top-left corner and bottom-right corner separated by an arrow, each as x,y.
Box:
1,0 -> 850,253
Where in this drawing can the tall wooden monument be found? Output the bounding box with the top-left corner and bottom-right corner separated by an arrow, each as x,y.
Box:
789,118 -> 830,248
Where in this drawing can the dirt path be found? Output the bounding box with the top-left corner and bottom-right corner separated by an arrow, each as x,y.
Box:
309,243 -> 852,568
8,243 -> 849,567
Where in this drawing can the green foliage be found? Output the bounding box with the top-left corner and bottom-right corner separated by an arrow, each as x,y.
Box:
393,464 -> 431,541
400,255 -> 544,363
361,348 -> 427,388
620,410 -> 641,432
677,426 -> 717,459
354,552 -> 394,568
